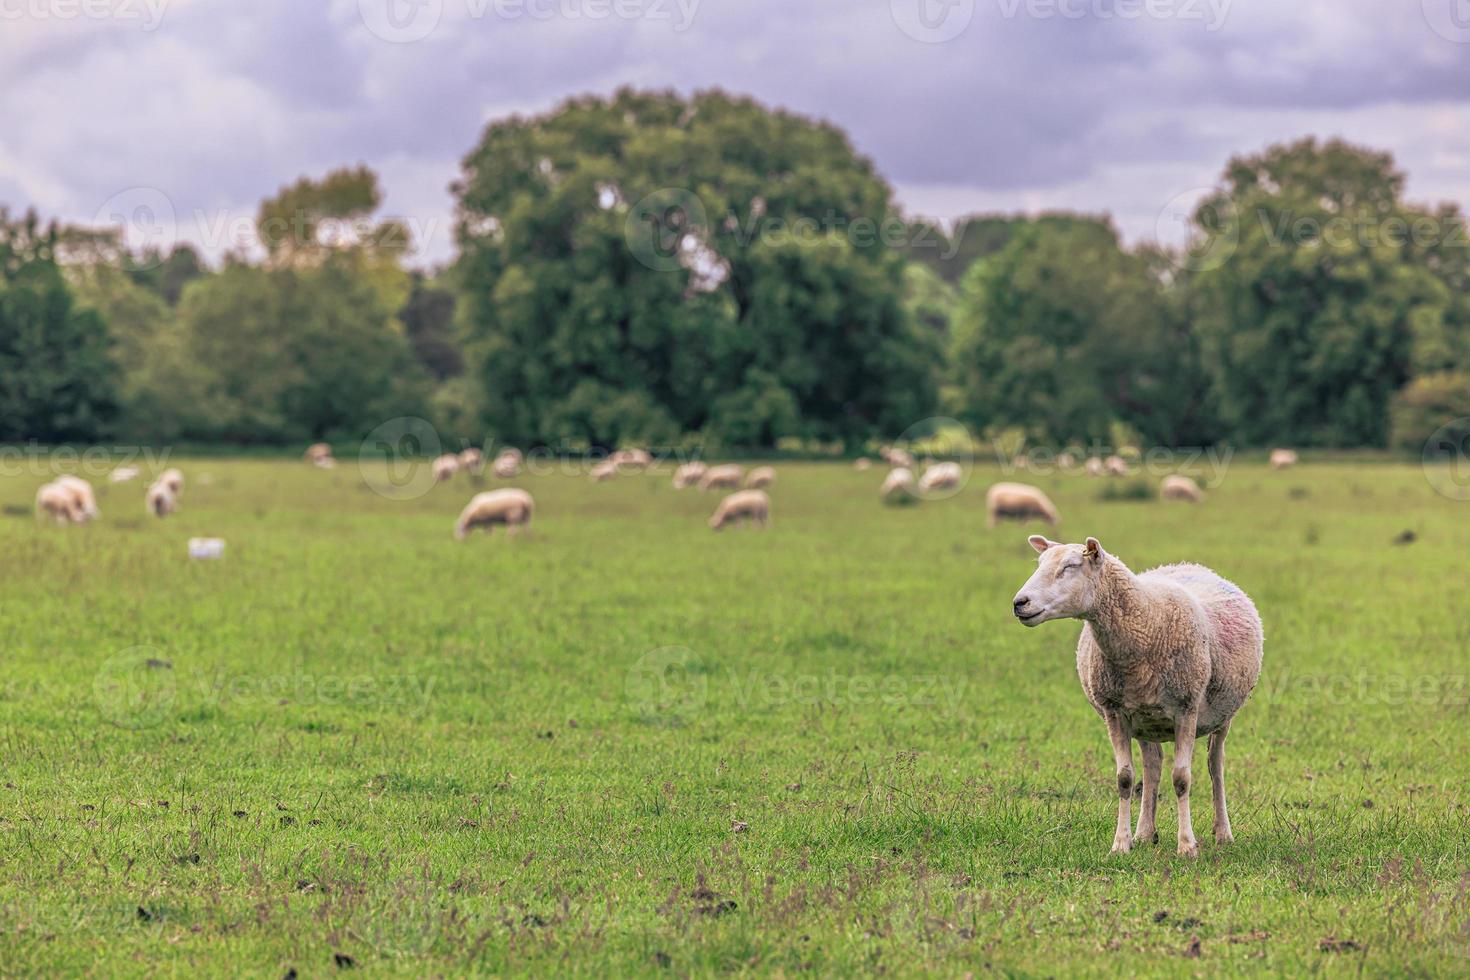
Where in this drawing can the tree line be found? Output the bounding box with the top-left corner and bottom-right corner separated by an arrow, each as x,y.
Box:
2,89 -> 1467,454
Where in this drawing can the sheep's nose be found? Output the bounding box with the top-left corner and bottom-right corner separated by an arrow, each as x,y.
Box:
1013,595 -> 1031,610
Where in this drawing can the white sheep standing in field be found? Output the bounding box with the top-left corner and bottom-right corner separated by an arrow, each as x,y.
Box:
708,489 -> 770,530
459,448 -> 485,474
492,450 -> 522,479
1085,457 -> 1105,477
854,457 -> 872,471
145,480 -> 177,518
986,482 -> 1059,527
1270,449 -> 1299,470
919,461 -> 962,493
590,459 -> 619,482
745,466 -> 776,489
881,446 -> 915,469
35,482 -> 85,524
611,448 -> 654,472
672,461 -> 708,489
1057,452 -> 1078,472
158,467 -> 184,496
55,476 -> 100,522
1161,474 -> 1205,503
305,443 -> 333,465
432,454 -> 460,483
454,489 -> 534,540
698,464 -> 743,491
1105,455 -> 1130,477
1011,536 -> 1263,857
880,467 -> 918,504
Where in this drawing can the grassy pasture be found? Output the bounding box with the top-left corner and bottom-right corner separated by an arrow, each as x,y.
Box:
0,457 -> 1467,976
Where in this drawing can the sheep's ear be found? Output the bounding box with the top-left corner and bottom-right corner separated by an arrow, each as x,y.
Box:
1084,537 -> 1105,561
1028,535 -> 1054,554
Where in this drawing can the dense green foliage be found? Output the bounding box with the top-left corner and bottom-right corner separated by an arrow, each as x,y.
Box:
1,459 -> 1467,974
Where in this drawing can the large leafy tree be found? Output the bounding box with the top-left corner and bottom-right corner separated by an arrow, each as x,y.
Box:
454,88 -> 939,448
1186,138 -> 1454,446
0,210 -> 118,441
952,215 -> 1212,446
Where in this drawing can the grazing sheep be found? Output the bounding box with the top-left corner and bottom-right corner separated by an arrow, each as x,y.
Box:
454,489 -> 534,540
611,448 -> 654,472
672,461 -> 708,489
304,443 -> 333,464
313,456 -> 337,470
145,481 -> 177,518
698,464 -> 743,491
1161,475 -> 1205,503
986,482 -> 1059,527
1057,452 -> 1078,472
55,476 -> 99,522
745,466 -> 776,489
880,467 -> 918,505
919,461 -> 962,493
1269,449 -> 1299,470
1085,457 -> 1105,477
459,448 -> 485,473
854,457 -> 872,471
590,459 -> 619,482
109,466 -> 139,484
881,446 -> 916,469
158,467 -> 184,496
1105,455 -> 1130,476
709,489 -> 770,531
1011,536 -> 1263,857
492,450 -> 521,479
35,483 -> 84,524
432,454 -> 460,483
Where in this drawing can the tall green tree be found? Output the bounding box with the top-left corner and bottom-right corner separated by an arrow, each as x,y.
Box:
1187,138 -> 1452,446
454,88 -> 940,448
0,210 -> 118,441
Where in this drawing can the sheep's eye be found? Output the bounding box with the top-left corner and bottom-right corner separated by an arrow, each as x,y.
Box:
1061,563 -> 1081,573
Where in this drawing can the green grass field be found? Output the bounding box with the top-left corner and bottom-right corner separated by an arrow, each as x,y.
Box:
1,456 -> 1467,976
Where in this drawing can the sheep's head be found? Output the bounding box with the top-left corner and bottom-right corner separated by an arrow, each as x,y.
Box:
1011,535 -> 1108,626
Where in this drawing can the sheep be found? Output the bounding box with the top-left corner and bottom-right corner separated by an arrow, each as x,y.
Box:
145,480 -> 177,518
1161,475 -> 1205,503
55,476 -> 99,522
1011,536 -> 1263,857
880,467 -> 918,505
745,466 -> 776,489
986,482 -> 1059,527
919,461 -> 962,493
313,456 -> 338,470
611,448 -> 654,472
459,448 -> 485,473
35,482 -> 85,525
492,450 -> 521,479
1269,449 -> 1298,470
1085,457 -> 1105,477
1105,455 -> 1130,476
304,443 -> 333,464
698,464 -> 743,491
158,467 -> 184,496
672,461 -> 708,489
854,457 -> 872,471
590,459 -> 619,482
432,454 -> 460,483
881,446 -> 915,469
109,466 -> 139,484
454,489 -> 534,540
709,489 -> 770,531
1057,452 -> 1078,472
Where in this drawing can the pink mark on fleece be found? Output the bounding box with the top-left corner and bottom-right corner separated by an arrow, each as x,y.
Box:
1150,563 -> 1256,645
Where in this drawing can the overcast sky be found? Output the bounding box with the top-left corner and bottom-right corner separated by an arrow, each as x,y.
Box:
2,0 -> 1468,266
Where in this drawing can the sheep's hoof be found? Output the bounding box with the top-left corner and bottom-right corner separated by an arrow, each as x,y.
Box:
1176,840 -> 1199,858
1135,828 -> 1159,845
1110,835 -> 1132,855
1214,829 -> 1234,845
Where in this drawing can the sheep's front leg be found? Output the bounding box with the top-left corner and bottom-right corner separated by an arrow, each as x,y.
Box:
1209,718 -> 1233,844
1104,711 -> 1134,855
1172,711 -> 1200,858
1135,740 -> 1162,844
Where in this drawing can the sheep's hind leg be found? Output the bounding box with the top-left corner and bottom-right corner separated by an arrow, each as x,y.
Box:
1135,740 -> 1162,844
1172,712 -> 1200,858
1209,718 -> 1233,844
1104,712 -> 1134,855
